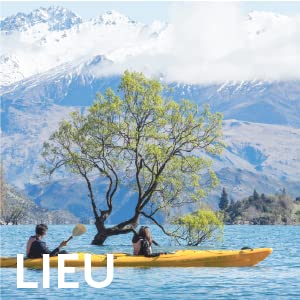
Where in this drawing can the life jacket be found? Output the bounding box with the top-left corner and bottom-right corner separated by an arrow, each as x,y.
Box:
27,238 -> 60,258
26,235 -> 37,257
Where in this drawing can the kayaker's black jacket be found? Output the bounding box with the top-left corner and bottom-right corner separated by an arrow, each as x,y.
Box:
27,238 -> 59,258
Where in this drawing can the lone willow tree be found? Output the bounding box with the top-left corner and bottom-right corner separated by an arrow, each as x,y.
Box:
42,71 -> 224,245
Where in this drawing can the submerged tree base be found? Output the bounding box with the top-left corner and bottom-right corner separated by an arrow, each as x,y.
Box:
92,233 -> 107,245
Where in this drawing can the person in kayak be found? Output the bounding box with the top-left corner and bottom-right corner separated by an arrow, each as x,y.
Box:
132,226 -> 153,256
27,224 -> 68,258
26,224 -> 48,257
132,236 -> 138,255
132,226 -> 144,255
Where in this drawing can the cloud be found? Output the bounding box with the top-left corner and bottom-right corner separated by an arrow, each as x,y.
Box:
2,3 -> 300,85
94,3 -> 300,84
161,3 -> 300,83
164,3 -> 248,83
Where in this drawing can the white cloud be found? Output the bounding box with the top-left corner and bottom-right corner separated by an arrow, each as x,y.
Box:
157,3 -> 300,83
2,3 -> 300,85
91,3 -> 300,84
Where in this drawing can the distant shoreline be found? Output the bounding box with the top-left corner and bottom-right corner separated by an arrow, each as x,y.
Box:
222,192 -> 300,226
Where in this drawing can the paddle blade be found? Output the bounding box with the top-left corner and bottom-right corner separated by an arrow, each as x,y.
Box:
72,224 -> 87,237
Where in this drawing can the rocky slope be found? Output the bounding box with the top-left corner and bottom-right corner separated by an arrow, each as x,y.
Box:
0,181 -> 78,225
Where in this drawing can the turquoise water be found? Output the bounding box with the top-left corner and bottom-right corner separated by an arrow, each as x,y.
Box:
0,225 -> 299,299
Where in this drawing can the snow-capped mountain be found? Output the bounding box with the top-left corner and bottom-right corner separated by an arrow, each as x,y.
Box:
0,6 -> 168,87
0,6 -> 82,32
2,6 -> 298,87
90,10 -> 136,26
169,80 -> 300,127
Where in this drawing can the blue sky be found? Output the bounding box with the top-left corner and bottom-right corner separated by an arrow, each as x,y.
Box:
1,1 -> 300,23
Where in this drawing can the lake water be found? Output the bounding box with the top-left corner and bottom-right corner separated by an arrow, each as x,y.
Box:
0,225 -> 299,300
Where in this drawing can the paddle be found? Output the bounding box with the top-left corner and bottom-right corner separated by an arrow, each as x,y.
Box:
66,224 -> 87,243
152,240 -> 159,246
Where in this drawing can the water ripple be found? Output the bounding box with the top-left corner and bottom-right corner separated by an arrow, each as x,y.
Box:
1,225 -> 299,299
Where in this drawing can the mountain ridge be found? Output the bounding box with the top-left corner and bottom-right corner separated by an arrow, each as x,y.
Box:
0,6 -> 82,32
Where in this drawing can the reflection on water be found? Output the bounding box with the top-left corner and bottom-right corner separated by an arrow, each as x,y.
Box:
1,225 -> 299,299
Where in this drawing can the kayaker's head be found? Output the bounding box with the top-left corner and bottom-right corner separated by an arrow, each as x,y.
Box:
35,224 -> 48,239
138,226 -> 145,237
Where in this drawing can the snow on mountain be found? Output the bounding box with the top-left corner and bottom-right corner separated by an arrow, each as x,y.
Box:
2,52 -> 300,127
246,11 -> 291,38
90,10 -> 136,26
0,54 -> 24,86
1,7 -> 299,87
0,6 -> 82,32
0,7 -> 168,87
169,80 -> 300,127
0,54 -> 116,101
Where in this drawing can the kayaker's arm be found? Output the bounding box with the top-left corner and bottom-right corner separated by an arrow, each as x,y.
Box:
41,242 -> 60,257
36,240 -> 67,257
50,241 -> 68,256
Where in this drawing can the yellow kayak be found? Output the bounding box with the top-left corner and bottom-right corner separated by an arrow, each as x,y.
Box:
0,248 -> 272,268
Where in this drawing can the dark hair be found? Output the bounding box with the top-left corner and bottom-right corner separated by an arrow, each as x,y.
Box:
35,224 -> 48,236
134,226 -> 152,245
143,226 -> 152,245
138,226 -> 145,236
132,226 -> 145,244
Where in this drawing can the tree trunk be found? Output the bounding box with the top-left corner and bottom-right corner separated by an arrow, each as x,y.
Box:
92,216 -> 139,245
92,231 -> 109,245
92,217 -> 107,245
92,232 -> 108,246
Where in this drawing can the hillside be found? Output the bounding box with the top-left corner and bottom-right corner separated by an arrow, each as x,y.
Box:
0,180 -> 78,225
224,191 -> 300,225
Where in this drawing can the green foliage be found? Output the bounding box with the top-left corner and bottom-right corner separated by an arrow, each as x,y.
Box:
172,208 -> 224,246
42,70 -> 224,244
253,189 -> 259,201
225,190 -> 299,225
